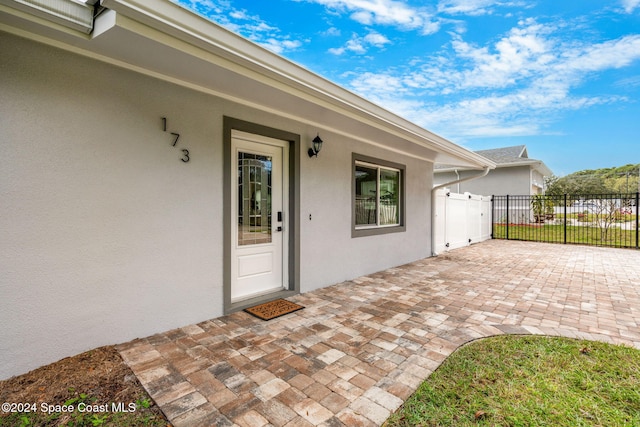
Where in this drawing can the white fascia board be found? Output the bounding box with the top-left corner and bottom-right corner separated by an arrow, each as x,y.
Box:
98,0 -> 493,169
496,160 -> 536,168
436,158 -> 554,175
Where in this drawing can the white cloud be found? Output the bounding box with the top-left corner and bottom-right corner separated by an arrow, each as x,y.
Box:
364,31 -> 391,46
350,72 -> 406,94
229,10 -> 250,20
449,21 -> 554,89
329,31 -> 391,55
305,0 -> 440,34
438,0 -> 500,15
344,20 -> 640,139
323,27 -> 342,36
178,0 -> 230,16
176,1 -> 304,54
621,0 -> 640,13
613,75 -> 640,88
259,38 -> 304,54
437,0 -> 527,16
560,35 -> 640,73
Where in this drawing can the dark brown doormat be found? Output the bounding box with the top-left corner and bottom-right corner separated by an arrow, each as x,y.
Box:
244,298 -> 304,321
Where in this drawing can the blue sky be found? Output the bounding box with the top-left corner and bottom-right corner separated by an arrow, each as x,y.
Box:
175,0 -> 640,176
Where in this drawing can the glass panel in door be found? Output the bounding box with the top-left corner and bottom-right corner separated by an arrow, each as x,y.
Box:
238,152 -> 272,246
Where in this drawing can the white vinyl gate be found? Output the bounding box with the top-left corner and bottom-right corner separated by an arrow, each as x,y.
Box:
434,189 -> 492,253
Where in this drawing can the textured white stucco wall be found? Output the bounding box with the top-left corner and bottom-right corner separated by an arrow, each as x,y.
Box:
436,167 -> 532,196
299,137 -> 432,292
1,32 -> 434,379
1,33 -> 224,379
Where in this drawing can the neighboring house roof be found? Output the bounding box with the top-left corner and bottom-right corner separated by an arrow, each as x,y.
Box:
475,145 -> 529,164
436,145 -> 552,176
0,0 -> 495,170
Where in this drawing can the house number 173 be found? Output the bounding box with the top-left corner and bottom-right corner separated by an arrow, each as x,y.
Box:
162,117 -> 190,163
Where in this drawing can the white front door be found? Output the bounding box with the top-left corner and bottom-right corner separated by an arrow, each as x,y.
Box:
231,131 -> 288,302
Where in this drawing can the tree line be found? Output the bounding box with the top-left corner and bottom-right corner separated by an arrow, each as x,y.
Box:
545,163 -> 640,196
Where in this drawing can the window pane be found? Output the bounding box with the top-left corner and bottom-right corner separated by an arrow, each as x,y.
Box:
355,165 -> 377,225
238,152 -> 272,245
380,168 -> 399,225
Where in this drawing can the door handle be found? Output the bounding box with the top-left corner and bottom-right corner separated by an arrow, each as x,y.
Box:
277,211 -> 283,222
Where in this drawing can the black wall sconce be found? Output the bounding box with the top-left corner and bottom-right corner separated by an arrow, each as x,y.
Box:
308,133 -> 323,157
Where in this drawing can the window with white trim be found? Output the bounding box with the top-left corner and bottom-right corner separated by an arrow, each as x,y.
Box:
353,154 -> 405,236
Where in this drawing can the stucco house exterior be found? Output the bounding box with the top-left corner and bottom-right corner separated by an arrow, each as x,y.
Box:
435,145 -> 552,196
0,0 -> 494,379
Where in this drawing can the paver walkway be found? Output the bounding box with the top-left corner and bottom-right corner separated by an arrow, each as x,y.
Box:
117,240 -> 640,426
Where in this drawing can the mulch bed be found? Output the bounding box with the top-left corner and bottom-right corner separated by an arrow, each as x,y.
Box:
0,346 -> 169,426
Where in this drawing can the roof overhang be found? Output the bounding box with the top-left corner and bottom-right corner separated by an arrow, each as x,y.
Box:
497,160 -> 553,177
532,161 -> 553,177
0,0 -> 494,169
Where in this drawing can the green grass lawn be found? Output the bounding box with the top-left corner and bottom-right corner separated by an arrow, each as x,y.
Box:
493,223 -> 638,248
384,335 -> 640,427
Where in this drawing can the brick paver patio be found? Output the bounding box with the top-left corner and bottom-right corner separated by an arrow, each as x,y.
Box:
117,240 -> 640,426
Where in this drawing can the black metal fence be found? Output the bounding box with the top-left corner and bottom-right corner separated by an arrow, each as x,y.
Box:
492,193 -> 640,249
